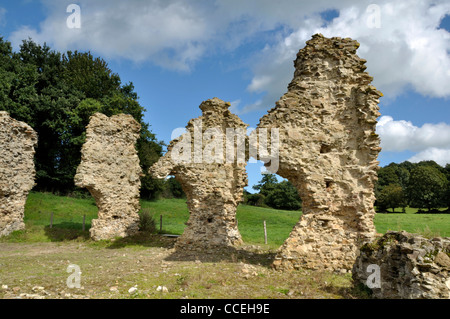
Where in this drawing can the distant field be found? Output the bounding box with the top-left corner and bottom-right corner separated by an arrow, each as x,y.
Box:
2,192 -> 449,245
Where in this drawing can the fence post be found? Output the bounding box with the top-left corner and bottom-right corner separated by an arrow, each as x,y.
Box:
264,220 -> 267,245
160,215 -> 163,233
82,214 -> 86,231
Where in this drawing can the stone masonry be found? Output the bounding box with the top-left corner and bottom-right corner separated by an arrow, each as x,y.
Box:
75,113 -> 142,241
0,112 -> 38,237
150,98 -> 248,251
353,231 -> 450,299
256,34 -> 382,271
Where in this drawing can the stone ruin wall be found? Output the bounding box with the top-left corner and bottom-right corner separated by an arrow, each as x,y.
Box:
353,231 -> 450,299
150,98 -> 248,251
0,34 -> 384,277
0,111 -> 38,237
256,34 -> 382,271
75,113 -> 142,241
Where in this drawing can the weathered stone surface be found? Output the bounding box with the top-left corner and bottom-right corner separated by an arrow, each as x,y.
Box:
353,231 -> 450,299
0,112 -> 38,237
75,113 -> 142,241
256,34 -> 382,271
150,98 -> 248,251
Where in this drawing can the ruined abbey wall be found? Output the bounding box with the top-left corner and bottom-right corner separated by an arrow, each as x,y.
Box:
256,34 -> 382,271
75,113 -> 142,241
150,98 -> 247,251
0,112 -> 38,237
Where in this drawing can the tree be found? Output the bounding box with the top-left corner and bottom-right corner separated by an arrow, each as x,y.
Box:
160,177 -> 185,199
252,174 -> 302,210
407,166 -> 447,211
253,174 -> 278,196
243,191 -> 266,207
377,184 -> 407,213
444,164 -> 450,209
264,181 -> 302,211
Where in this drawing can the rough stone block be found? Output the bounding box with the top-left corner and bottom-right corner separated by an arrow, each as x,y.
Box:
75,113 -> 142,241
0,111 -> 37,237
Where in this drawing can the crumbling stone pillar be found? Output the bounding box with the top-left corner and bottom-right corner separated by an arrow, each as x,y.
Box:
150,98 -> 248,251
75,113 -> 142,241
256,34 -> 382,271
0,112 -> 38,237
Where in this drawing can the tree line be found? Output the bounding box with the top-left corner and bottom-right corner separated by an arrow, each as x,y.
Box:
245,160 -> 450,213
244,174 -> 302,211
376,160 -> 450,213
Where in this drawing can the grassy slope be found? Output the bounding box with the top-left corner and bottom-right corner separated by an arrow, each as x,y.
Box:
1,192 -> 449,300
142,198 -> 302,247
2,191 -> 449,245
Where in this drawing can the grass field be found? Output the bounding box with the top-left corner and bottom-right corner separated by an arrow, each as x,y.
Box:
2,191 -> 449,246
1,191 -> 449,300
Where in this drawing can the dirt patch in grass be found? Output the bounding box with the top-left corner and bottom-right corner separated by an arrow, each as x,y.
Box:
0,235 -> 367,299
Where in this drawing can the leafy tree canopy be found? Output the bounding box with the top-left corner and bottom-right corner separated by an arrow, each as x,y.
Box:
0,36 -> 163,197
407,165 -> 447,211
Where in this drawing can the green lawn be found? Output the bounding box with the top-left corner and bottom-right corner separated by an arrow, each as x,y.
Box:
142,199 -> 302,247
2,192 -> 449,245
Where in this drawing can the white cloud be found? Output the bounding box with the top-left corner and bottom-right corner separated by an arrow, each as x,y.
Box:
408,148 -> 450,166
8,0 -> 450,101
377,115 -> 450,166
10,0 -> 216,71
377,116 -> 450,152
237,0 -> 450,112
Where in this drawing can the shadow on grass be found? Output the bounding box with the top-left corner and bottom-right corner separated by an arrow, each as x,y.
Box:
165,244 -> 277,268
416,209 -> 450,214
105,231 -> 177,249
319,281 -> 373,299
44,223 -> 90,241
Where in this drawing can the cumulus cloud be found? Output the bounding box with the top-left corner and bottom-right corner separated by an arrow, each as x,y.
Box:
10,0 -> 216,71
8,0 -> 450,103
9,0 -> 346,71
408,148 -> 450,166
377,116 -> 450,166
237,0 -> 450,113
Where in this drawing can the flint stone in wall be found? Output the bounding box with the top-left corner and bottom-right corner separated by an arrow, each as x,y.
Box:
353,231 -> 450,299
0,111 -> 38,237
256,34 -> 382,271
75,113 -> 142,241
150,98 -> 248,251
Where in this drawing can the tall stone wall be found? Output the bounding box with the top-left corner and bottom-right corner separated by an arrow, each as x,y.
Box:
150,98 -> 248,251
0,112 -> 38,237
353,231 -> 450,299
256,34 -> 382,271
75,113 -> 142,241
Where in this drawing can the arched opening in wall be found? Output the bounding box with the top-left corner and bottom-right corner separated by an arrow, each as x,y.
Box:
237,160 -> 302,247
139,175 -> 189,237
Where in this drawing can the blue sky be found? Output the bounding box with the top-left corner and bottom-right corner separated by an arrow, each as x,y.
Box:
1,0 -> 449,192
